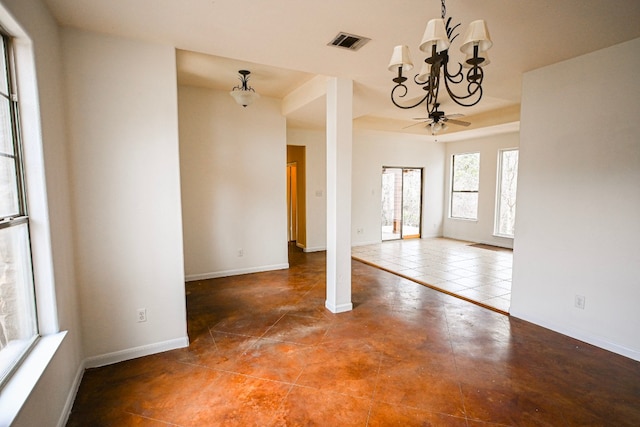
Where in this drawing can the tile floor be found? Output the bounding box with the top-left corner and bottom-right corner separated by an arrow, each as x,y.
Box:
67,245 -> 640,426
352,238 -> 512,313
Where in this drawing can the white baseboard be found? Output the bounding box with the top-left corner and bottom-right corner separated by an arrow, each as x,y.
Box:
84,336 -> 189,369
57,359 -> 86,427
185,263 -> 289,282
303,246 -> 326,252
325,300 -> 353,313
421,232 -> 441,239
509,310 -> 640,362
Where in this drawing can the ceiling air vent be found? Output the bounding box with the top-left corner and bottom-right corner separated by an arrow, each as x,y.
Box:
328,32 -> 371,51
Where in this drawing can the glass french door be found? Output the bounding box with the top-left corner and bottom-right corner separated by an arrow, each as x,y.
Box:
381,167 -> 423,241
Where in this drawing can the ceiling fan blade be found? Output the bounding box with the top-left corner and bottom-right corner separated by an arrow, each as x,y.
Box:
403,121 -> 429,129
444,113 -> 464,119
444,118 -> 471,127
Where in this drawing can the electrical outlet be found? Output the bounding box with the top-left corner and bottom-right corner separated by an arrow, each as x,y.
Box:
574,295 -> 585,310
238,248 -> 244,257
137,308 -> 147,322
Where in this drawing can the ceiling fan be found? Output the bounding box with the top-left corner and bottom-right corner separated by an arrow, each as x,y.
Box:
405,103 -> 471,135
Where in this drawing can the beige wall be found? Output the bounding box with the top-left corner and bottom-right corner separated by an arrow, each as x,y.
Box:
443,131 -> 520,248
352,129 -> 446,245
512,38 -> 640,361
179,85 -> 289,280
62,28 -> 188,362
287,128 -> 327,252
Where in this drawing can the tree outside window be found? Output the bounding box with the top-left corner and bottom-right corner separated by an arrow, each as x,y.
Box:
451,152 -> 480,220
496,149 -> 519,237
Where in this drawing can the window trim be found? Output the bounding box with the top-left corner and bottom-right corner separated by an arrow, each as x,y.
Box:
0,30 -> 41,390
0,5 -> 63,422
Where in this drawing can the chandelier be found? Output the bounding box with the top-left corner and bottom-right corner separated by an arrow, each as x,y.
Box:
388,0 -> 492,117
230,70 -> 260,107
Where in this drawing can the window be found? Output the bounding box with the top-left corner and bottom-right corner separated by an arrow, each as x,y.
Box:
451,152 -> 480,220
0,33 -> 38,386
495,149 -> 519,237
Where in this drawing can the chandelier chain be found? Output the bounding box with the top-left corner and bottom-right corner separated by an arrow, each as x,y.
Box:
441,0 -> 446,20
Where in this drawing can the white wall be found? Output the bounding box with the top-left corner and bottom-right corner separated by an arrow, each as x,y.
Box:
352,130 -> 445,245
62,29 -> 188,362
179,85 -> 289,280
443,131 -> 520,248
511,38 -> 640,361
0,1 -> 83,426
287,128 -> 445,250
287,128 -> 327,252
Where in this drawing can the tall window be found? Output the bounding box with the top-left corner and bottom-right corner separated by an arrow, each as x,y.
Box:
451,152 -> 480,220
495,149 -> 519,237
0,33 -> 38,385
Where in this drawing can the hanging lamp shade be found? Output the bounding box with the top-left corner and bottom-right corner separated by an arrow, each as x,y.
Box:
430,121 -> 448,135
415,61 -> 432,83
229,70 -> 259,107
388,45 -> 414,72
230,89 -> 259,107
419,19 -> 451,53
459,20 -> 492,54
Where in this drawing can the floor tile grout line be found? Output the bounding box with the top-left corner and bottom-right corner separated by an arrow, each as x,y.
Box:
266,369 -> 305,427
364,351 -> 385,427
207,326 -> 220,352
176,359 -> 300,388
123,411 -> 185,426
442,304 -> 471,424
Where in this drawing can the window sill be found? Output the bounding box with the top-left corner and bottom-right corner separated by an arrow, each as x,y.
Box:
493,234 -> 515,239
448,217 -> 478,222
0,331 -> 67,426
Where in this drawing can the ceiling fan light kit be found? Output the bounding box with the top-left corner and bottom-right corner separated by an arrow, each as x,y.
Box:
230,69 -> 260,107
388,0 -> 493,134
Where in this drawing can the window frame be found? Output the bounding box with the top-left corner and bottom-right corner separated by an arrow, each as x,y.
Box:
450,152 -> 480,221
0,30 -> 39,389
494,148 -> 519,238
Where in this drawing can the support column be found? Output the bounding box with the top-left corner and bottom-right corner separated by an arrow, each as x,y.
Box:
325,77 -> 353,313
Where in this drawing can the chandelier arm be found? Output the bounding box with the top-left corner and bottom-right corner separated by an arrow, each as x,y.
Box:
425,75 -> 439,114
437,58 -> 484,107
443,61 -> 465,84
387,0 -> 491,116
232,74 -> 257,92
390,83 -> 432,109
412,74 -> 431,87
442,73 -> 483,107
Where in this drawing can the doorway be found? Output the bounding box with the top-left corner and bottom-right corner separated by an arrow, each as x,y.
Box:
381,167 -> 423,241
286,145 -> 306,249
287,162 -> 298,242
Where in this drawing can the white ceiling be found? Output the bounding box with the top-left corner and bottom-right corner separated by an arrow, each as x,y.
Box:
44,0 -> 640,137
